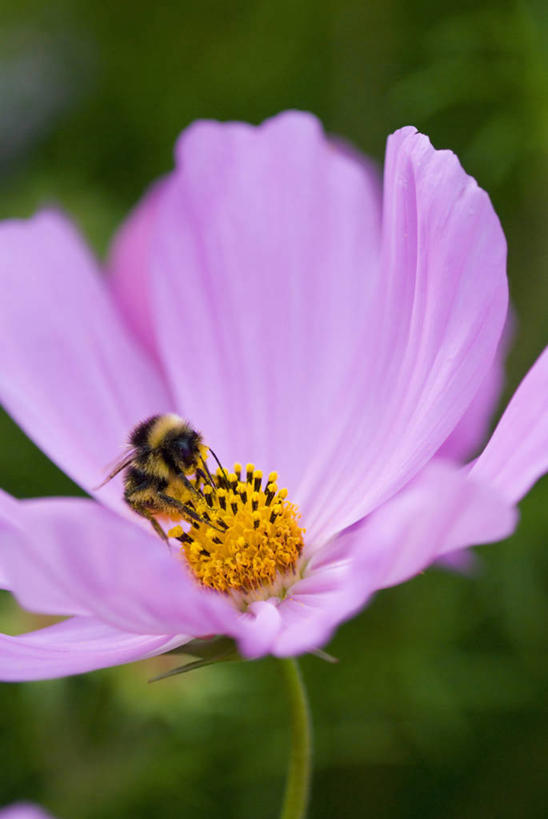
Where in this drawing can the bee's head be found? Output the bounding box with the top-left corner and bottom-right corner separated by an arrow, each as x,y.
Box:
170,428 -> 202,470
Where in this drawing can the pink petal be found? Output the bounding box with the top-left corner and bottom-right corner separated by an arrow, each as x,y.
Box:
302,126 -> 509,541
435,358 -> 503,463
270,460 -> 516,657
108,178 -> 167,359
471,347 -> 548,502
0,211 -> 173,512
437,313 -> 513,462
0,493 -> 239,637
0,805 -> 55,819
0,551 -> 10,591
0,616 -> 185,681
359,465 -> 517,590
437,549 -> 478,572
235,600 -> 282,659
150,114 -> 508,546
150,112 -> 381,528
0,489 -> 22,590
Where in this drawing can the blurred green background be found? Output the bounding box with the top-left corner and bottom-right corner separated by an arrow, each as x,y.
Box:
1,0 -> 548,816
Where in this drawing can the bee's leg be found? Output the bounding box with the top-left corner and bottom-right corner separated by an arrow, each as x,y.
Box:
156,492 -> 222,531
131,504 -> 168,542
177,473 -> 204,500
125,484 -> 169,543
156,492 -> 195,516
148,516 -> 169,542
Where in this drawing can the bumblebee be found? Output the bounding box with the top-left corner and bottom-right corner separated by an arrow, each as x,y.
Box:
100,414 -> 213,540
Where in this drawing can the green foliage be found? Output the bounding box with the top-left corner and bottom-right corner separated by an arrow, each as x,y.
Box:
1,0 -> 547,816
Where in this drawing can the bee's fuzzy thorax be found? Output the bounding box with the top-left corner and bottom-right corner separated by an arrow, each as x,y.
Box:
100,414 -> 206,540
147,414 -> 189,449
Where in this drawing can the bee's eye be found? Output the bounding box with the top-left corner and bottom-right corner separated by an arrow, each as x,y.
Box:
177,439 -> 192,456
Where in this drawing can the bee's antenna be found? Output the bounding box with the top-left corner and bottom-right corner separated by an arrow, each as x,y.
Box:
179,473 -> 205,501
207,447 -> 230,489
198,457 -> 217,492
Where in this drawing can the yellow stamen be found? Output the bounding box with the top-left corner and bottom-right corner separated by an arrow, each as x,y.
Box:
168,460 -> 305,595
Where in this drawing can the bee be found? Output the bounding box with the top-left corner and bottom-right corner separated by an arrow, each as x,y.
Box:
99,414 -> 216,540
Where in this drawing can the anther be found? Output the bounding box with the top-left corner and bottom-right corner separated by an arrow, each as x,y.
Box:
175,456 -> 305,594
214,466 -> 228,489
168,524 -> 184,539
265,484 -> 277,506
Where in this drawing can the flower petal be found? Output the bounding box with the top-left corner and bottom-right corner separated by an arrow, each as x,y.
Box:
235,600 -> 282,659
0,804 -> 55,819
0,493 -> 239,637
302,126 -> 509,541
437,313 -> 512,462
471,347 -> 548,502
151,112 -> 381,521
0,550 -> 10,590
0,616 -> 185,681
270,460 -> 516,656
150,114 -> 508,546
0,489 -> 22,590
108,178 -> 167,359
358,464 -> 517,590
0,211 -> 173,512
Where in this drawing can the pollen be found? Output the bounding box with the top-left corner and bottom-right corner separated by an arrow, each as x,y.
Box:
167,463 -> 305,595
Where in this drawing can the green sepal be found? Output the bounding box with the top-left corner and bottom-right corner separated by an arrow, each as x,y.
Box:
148,636 -> 241,682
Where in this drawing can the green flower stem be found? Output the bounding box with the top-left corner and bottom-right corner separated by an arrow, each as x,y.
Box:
279,658 -> 312,819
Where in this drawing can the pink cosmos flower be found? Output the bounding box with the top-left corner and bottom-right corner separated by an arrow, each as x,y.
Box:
0,805 -> 55,819
0,113 -> 547,681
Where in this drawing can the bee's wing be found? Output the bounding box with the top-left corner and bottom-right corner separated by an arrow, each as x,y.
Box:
94,449 -> 137,490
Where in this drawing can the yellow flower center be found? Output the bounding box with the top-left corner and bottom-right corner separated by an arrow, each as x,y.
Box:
168,462 -> 305,595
